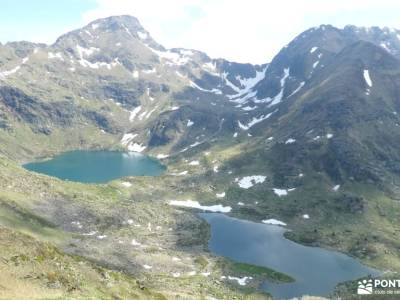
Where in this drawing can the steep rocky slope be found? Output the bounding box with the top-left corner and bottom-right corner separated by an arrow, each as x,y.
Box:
0,15 -> 266,159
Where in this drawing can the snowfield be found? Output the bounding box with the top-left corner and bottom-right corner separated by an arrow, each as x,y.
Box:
285,138 -> 296,144
227,276 -> 252,286
143,264 -> 152,270
256,68 -> 290,107
288,81 -> 305,97
128,143 -> 146,153
238,110 -> 277,130
121,182 -> 132,188
129,106 -> 142,122
236,175 -> 266,189
169,200 -> 232,213
262,219 -> 287,226
226,65 -> 268,99
48,52 -> 64,60
137,31 -> 148,39
363,69 -> 373,87
171,171 -> 188,176
131,239 -> 142,246
0,65 -> 21,79
121,133 -> 138,146
273,188 -> 296,197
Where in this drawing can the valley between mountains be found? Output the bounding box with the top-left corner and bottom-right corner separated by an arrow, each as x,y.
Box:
1,15 -> 400,299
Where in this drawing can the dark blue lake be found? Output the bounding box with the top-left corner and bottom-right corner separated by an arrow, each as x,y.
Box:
200,213 -> 380,299
23,150 -> 165,183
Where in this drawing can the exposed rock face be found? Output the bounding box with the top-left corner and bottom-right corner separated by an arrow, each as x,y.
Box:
0,86 -> 75,133
1,16 -> 400,188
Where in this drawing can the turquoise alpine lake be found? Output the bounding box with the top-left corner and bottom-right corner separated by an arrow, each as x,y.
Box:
200,213 -> 380,299
23,150 -> 165,183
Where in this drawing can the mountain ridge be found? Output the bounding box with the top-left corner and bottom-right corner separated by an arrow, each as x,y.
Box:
1,15 -> 400,299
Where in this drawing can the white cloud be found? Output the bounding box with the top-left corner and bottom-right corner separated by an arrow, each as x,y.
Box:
82,0 -> 400,63
22,0 -> 400,64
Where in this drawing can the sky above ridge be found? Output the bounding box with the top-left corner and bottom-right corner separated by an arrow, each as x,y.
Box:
1,0 -> 400,63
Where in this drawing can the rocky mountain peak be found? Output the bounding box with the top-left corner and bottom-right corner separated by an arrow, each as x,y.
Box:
85,15 -> 153,42
89,15 -> 144,31
53,15 -> 161,52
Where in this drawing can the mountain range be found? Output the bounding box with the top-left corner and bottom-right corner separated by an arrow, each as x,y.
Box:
1,15 -> 400,299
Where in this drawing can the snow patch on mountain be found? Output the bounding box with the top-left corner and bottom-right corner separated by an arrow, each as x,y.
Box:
76,45 -> 99,57
173,171 -> 188,176
288,81 -> 305,97
363,69 -> 372,87
121,133 -> 138,146
238,110 -> 277,130
285,138 -> 296,144
188,160 -> 199,166
145,106 -> 158,119
226,66 -> 268,101
121,182 -> 132,188
235,67 -> 268,92
142,264 -> 152,270
169,200 -> 231,213
122,24 -> 133,37
230,90 -> 258,105
138,110 -> 147,121
0,65 -> 21,79
141,68 -> 156,74
48,52 -> 64,61
75,45 -> 123,70
364,69 -> 373,95
202,61 -> 218,76
227,276 -> 252,286
241,106 -> 257,111
128,143 -> 146,153
273,188 -> 296,197
255,68 -> 290,106
137,31 -> 148,39
262,219 -> 287,226
129,106 -> 142,122
131,239 -> 142,246
179,49 -> 194,56
236,175 -> 266,189
380,42 -> 391,53
146,46 -> 190,66
189,80 -> 222,94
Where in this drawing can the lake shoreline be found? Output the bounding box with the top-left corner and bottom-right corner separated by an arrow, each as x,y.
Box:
23,150 -> 166,183
199,212 -> 380,299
